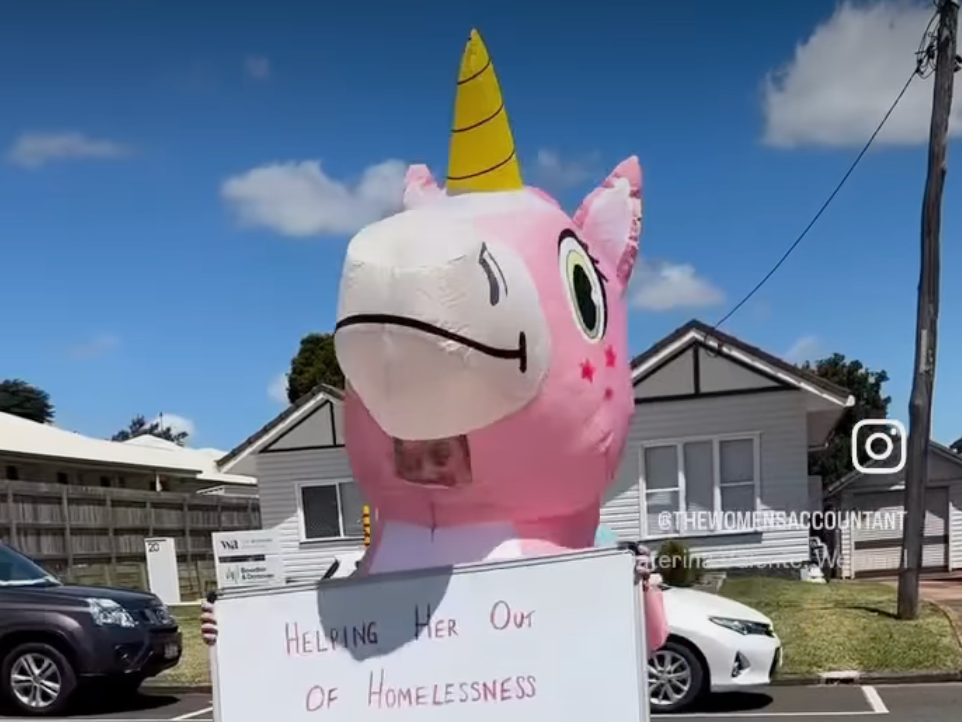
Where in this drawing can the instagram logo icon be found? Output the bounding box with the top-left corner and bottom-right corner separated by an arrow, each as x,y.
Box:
851,419 -> 907,475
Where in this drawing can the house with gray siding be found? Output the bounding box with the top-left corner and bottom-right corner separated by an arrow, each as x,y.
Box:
826,441 -> 962,578
217,386 -> 365,582
219,319 -> 854,581
614,320 -> 853,568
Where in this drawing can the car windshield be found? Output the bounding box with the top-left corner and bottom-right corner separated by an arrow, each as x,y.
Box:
0,543 -> 60,587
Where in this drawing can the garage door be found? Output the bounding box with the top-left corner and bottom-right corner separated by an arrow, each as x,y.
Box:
851,488 -> 948,577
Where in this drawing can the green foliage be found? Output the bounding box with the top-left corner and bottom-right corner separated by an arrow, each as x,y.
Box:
655,539 -> 705,587
0,379 -> 55,424
287,332 -> 344,404
111,415 -> 188,446
799,353 -> 891,484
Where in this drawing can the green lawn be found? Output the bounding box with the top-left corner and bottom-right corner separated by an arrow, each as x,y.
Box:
721,577 -> 962,675
155,605 -> 210,686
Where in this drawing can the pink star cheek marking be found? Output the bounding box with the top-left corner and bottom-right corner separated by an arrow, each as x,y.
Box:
580,360 -> 596,382
605,345 -> 617,368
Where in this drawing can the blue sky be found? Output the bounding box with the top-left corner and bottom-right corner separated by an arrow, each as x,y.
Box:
1,0 -> 960,451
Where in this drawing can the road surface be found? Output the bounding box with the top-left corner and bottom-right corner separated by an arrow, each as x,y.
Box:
3,683 -> 960,722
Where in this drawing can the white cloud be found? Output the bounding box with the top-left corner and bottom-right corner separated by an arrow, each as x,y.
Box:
532,149 -> 598,189
6,132 -> 133,169
631,259 -> 726,311
762,0 -> 962,148
784,335 -> 821,363
69,333 -> 120,359
152,413 -> 195,438
268,373 -> 288,404
221,159 -> 407,237
245,56 -> 271,81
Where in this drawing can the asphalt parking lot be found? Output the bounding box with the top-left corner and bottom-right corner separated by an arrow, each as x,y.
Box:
2,683 -> 960,721
0,692 -> 213,722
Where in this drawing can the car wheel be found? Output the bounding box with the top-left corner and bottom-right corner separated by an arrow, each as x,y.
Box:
648,639 -> 705,713
1,642 -> 77,716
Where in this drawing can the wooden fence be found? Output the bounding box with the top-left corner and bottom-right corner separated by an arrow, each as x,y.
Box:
0,479 -> 260,600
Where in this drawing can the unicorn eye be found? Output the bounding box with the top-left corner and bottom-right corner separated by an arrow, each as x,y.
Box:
558,230 -> 607,343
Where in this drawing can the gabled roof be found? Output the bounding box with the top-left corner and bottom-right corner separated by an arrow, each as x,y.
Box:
217,383 -> 344,473
630,319 -> 854,408
825,440 -> 962,498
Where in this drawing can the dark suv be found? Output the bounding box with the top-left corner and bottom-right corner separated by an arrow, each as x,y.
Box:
0,542 -> 183,716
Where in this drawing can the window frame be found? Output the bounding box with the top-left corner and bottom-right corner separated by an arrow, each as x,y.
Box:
639,432 -> 761,540
295,479 -> 362,543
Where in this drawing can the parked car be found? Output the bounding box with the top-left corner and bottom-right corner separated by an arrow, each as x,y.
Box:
0,541 -> 182,716
650,584 -> 781,713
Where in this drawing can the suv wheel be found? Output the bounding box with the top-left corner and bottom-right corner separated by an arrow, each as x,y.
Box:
648,639 -> 705,713
1,642 -> 77,716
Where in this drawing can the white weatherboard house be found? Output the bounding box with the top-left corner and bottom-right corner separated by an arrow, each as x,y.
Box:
826,442 -> 962,578
219,319 -> 855,581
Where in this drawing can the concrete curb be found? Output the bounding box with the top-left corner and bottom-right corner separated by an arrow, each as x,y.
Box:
771,670 -> 962,686
144,683 -> 213,695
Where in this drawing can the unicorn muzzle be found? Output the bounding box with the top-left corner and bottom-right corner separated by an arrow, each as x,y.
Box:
334,210 -> 550,443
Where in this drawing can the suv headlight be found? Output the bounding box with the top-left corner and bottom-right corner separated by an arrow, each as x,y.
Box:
153,603 -> 174,626
709,616 -> 772,636
87,598 -> 137,628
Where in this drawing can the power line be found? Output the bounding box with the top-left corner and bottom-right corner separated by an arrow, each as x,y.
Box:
709,13 -> 939,334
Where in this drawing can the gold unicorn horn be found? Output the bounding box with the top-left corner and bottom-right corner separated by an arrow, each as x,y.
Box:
446,29 -> 523,193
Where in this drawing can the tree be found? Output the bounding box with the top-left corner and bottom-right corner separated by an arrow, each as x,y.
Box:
111,415 -> 189,446
800,354 -> 891,485
286,332 -> 344,404
0,379 -> 55,424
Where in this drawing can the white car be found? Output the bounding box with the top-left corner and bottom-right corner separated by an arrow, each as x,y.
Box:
649,584 -> 782,713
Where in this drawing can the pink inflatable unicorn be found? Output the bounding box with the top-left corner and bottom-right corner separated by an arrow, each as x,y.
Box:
203,28 -> 667,655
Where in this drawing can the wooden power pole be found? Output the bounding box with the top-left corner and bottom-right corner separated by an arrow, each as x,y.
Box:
898,0 -> 959,621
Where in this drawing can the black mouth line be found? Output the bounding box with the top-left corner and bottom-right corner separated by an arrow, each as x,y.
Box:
335,313 -> 528,373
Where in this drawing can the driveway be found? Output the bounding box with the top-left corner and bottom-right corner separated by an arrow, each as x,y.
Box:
918,574 -> 962,627
875,572 -> 962,632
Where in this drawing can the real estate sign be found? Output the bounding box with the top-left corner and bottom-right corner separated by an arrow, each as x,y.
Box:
212,529 -> 284,590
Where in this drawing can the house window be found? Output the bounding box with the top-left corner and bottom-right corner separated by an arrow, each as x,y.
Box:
56,472 -> 69,485
4,466 -> 19,481
641,434 -> 760,537
100,476 -> 111,488
296,480 -> 365,541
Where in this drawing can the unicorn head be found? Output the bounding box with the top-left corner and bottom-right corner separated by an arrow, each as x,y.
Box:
335,30 -> 642,529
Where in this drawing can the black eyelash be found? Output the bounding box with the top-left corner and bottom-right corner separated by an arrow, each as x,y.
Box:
576,237 -> 608,283
558,229 -> 608,283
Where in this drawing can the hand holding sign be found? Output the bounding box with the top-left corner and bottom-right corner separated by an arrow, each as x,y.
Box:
201,596 -> 218,646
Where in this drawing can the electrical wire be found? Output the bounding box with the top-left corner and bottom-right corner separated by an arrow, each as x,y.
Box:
707,9 -> 941,340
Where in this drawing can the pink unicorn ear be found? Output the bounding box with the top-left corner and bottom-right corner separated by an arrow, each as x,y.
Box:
572,157 -> 642,288
403,164 -> 443,209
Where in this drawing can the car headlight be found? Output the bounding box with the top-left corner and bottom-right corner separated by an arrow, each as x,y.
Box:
709,616 -> 772,636
153,603 -> 174,626
87,598 -> 137,628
